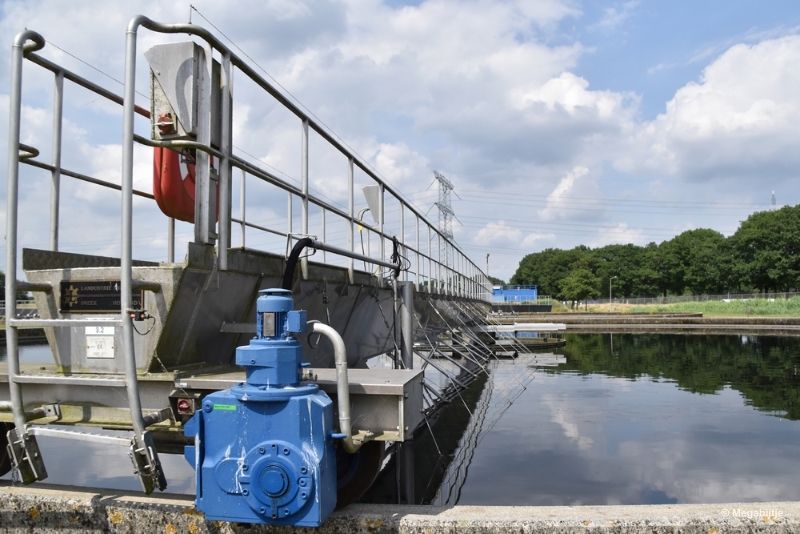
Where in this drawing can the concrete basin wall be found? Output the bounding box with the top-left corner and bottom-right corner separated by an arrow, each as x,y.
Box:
1,482 -> 799,533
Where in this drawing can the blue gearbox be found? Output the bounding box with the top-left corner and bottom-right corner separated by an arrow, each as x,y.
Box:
183,289 -> 337,526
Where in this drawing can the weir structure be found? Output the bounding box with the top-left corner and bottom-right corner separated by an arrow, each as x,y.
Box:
1,15 -> 495,519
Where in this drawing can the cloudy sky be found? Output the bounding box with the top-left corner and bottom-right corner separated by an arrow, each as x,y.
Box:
1,0 -> 800,284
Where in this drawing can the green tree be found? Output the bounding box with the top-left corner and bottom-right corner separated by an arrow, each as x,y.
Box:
590,243 -> 659,298
559,268 -> 600,308
511,246 -> 591,298
669,229 -> 735,295
488,276 -> 506,285
731,206 -> 800,292
0,270 -> 31,301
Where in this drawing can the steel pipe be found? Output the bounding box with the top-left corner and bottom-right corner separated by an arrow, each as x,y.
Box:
310,238 -> 399,271
218,51 -> 233,270
6,29 -> 45,434
50,70 -> 63,251
308,321 -> 360,453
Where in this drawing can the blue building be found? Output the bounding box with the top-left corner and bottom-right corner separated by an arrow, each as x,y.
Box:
492,284 -> 538,303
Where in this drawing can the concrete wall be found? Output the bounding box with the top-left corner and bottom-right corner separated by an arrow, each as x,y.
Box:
1,482 -> 798,533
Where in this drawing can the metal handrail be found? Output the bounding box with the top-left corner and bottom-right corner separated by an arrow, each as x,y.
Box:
123,15 -> 491,301
8,19 -> 492,322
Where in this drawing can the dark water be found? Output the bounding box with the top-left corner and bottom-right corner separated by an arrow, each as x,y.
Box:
362,334 -> 800,506
0,344 -> 196,493
0,342 -> 54,364
6,335 -> 800,505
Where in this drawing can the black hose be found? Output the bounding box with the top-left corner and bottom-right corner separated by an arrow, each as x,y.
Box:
282,237 -> 314,290
390,237 -> 401,278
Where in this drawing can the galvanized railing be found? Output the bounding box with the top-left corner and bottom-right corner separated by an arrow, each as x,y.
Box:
8,19 -> 492,304
4,18 -> 491,491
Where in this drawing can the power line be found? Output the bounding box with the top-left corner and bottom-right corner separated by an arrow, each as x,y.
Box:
407,188 -> 772,210
188,5 -> 429,224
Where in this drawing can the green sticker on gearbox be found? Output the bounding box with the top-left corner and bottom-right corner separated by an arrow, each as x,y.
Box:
213,404 -> 237,411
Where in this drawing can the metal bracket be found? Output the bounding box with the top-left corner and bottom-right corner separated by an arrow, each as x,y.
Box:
142,407 -> 174,427
6,427 -> 48,484
284,233 -> 317,260
25,403 -> 61,422
128,430 -> 167,494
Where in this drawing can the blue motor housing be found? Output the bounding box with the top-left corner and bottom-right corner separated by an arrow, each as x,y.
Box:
183,289 -> 337,526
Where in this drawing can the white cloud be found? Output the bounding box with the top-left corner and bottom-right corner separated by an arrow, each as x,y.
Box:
473,221 -> 521,246
588,223 -> 644,247
538,166 -> 604,221
521,231 -> 556,248
541,393 -> 594,450
619,35 -> 800,183
592,0 -> 639,32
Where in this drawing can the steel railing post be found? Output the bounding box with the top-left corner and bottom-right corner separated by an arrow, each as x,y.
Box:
122,16 -> 166,493
6,30 -> 45,436
218,51 -> 233,270
427,225 -> 432,293
301,118 -> 309,278
50,70 -> 63,251
321,209 -> 326,263
287,191 -> 293,237
168,218 -> 174,262
400,281 -> 414,370
240,168 -> 246,247
415,214 -> 420,289
399,203 -> 405,281
379,183 -> 385,272
347,158 -> 354,283
437,233 -> 441,294
193,42 -> 216,247
122,16 -> 150,457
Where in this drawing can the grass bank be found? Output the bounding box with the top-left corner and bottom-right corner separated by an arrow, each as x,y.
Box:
622,297 -> 800,317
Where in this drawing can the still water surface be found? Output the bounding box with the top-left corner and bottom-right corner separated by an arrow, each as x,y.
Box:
363,333 -> 800,506
4,334 -> 800,505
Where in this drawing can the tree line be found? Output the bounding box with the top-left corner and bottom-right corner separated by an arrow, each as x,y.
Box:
555,334 -> 800,420
510,204 -> 800,301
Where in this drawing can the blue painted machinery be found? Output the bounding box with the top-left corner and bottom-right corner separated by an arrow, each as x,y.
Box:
183,289 -> 338,526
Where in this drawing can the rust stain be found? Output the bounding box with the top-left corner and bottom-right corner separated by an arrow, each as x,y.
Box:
165,523 -> 177,534
364,518 -> 384,532
28,507 -> 40,520
108,510 -> 124,525
188,522 -> 200,534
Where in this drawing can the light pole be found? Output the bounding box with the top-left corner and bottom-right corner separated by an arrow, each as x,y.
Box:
609,276 -> 618,304
486,253 -> 490,279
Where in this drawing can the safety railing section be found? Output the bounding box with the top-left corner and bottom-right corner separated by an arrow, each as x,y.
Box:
123,16 -> 492,302
5,30 -> 167,493
6,17 -> 492,303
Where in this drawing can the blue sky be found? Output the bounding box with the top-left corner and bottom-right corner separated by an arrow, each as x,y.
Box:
568,3 -> 795,109
1,0 -> 800,284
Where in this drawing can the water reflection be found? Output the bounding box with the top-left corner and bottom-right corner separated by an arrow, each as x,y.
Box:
364,334 -> 800,506
0,342 -> 53,364
557,334 -> 800,419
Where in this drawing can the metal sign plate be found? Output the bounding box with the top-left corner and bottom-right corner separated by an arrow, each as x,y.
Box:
86,335 -> 115,359
60,281 -> 142,313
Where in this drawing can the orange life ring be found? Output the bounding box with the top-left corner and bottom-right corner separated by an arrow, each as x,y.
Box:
153,148 -> 219,223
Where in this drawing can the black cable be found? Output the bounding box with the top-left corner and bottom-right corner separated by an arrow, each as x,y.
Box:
132,316 -> 156,336
390,237 -> 401,279
282,237 -> 314,290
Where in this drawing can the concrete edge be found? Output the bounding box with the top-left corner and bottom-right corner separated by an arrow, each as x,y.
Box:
2,482 -> 800,533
